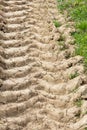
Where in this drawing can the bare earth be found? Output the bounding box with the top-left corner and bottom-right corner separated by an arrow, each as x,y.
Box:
0,0 -> 87,130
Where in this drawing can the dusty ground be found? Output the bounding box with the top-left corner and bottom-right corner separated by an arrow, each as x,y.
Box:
0,0 -> 87,130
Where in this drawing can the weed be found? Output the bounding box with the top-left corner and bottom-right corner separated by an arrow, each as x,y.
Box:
69,71 -> 79,79
75,99 -> 83,107
53,20 -> 61,28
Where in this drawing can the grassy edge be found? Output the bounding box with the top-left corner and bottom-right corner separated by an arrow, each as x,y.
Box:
57,0 -> 87,70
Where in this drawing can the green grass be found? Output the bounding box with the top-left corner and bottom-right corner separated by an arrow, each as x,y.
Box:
85,128 -> 87,130
77,21 -> 87,31
57,0 -> 87,68
53,20 -> 61,28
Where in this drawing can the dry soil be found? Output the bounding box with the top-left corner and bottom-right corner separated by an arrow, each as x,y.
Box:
0,0 -> 87,130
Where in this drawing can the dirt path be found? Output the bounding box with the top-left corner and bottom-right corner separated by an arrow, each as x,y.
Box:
0,0 -> 87,130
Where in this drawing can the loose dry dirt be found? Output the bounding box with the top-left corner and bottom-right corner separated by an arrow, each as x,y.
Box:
0,0 -> 87,130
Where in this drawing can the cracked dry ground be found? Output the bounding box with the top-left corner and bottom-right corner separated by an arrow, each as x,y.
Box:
0,0 -> 87,130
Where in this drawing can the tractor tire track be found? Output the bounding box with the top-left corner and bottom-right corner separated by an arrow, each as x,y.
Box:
0,0 -> 87,130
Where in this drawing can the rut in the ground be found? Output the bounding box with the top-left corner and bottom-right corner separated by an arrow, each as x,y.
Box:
0,0 -> 87,130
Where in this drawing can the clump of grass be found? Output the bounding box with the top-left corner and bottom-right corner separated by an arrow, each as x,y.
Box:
76,21 -> 87,32
85,128 -> 87,130
53,20 -> 61,28
69,71 -> 79,79
75,99 -> 83,107
57,0 -> 87,69
57,0 -> 72,11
